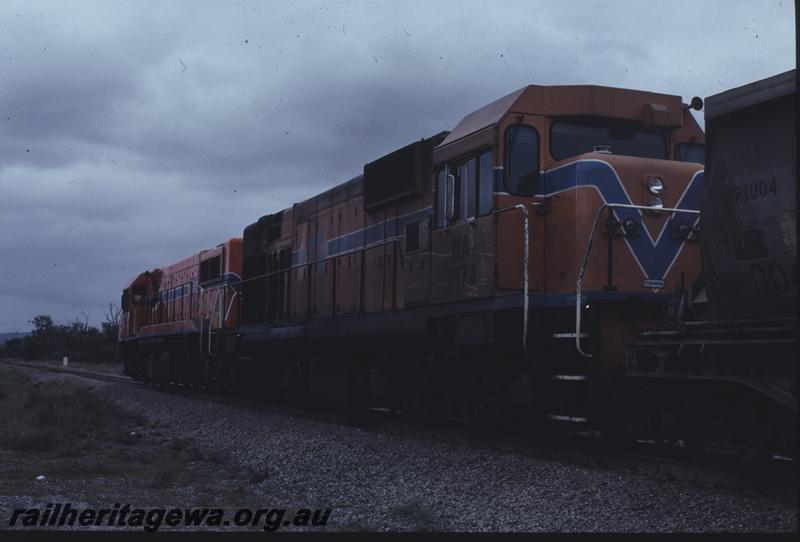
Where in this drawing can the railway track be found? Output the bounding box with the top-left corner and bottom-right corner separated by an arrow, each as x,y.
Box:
2,359 -> 141,385
3,358 -> 795,498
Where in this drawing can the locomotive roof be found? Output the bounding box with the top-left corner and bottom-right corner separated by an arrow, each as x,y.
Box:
438,83 -> 685,149
438,87 -> 527,148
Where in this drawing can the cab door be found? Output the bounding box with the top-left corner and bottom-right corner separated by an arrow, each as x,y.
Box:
431,151 -> 494,303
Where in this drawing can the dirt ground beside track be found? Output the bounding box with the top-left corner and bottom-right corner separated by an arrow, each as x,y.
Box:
0,365 -> 290,533
0,362 -> 796,533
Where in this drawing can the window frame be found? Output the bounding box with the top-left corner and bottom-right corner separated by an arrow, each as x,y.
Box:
199,255 -> 222,284
503,124 -> 540,196
477,150 -> 493,217
454,157 -> 476,221
433,147 -> 494,230
549,119 -> 667,162
675,141 -> 705,164
434,168 -> 446,230
403,217 -> 431,255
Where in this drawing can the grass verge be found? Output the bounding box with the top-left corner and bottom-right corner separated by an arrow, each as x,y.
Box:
0,366 -> 261,521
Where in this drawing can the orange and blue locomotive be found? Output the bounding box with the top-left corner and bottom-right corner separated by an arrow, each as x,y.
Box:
121,81 -> 719,444
120,239 -> 242,383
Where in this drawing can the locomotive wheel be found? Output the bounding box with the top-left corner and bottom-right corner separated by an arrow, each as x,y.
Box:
683,386 -> 774,463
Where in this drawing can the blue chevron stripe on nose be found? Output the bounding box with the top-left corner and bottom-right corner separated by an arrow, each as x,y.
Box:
541,160 -> 702,280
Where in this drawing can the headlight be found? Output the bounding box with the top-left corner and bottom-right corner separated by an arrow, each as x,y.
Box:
647,177 -> 664,195
645,196 -> 664,216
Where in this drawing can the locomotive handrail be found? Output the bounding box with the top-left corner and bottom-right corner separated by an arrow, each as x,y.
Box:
575,203 -> 701,358
191,280 -> 206,354
224,288 -> 240,324
494,202 -> 547,353
181,279 -> 244,356
210,287 -> 225,355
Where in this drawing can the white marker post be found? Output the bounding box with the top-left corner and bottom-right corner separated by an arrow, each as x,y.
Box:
62,356 -> 68,367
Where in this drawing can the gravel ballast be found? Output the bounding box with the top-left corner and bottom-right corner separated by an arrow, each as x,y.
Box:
8,366 -> 798,532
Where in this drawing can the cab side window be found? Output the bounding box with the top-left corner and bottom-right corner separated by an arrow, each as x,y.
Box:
504,124 -> 539,196
434,151 -> 493,228
434,168 -> 446,229
457,159 -> 476,220
478,151 -> 493,216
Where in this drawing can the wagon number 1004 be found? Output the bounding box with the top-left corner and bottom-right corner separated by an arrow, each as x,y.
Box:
735,177 -> 777,203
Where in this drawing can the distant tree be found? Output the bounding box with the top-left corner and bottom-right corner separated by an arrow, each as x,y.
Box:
2,338 -> 22,358
24,314 -> 55,359
16,310 -> 120,363
30,315 -> 54,335
103,303 -> 121,339
80,309 -> 91,330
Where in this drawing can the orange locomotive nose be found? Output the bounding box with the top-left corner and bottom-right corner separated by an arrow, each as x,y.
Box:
545,154 -> 703,294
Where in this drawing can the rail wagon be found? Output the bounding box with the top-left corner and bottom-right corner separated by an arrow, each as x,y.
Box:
626,70 -> 797,461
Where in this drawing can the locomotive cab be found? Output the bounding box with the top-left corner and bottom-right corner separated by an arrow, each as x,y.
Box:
429,84 -> 705,427
119,270 -> 162,342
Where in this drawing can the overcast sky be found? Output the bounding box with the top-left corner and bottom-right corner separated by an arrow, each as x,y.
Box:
0,0 -> 794,333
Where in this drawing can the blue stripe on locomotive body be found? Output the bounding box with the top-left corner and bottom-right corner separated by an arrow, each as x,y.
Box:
495,159 -> 703,282
291,207 -> 435,266
541,160 -> 702,281
159,272 -> 241,303
288,159 -> 700,285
